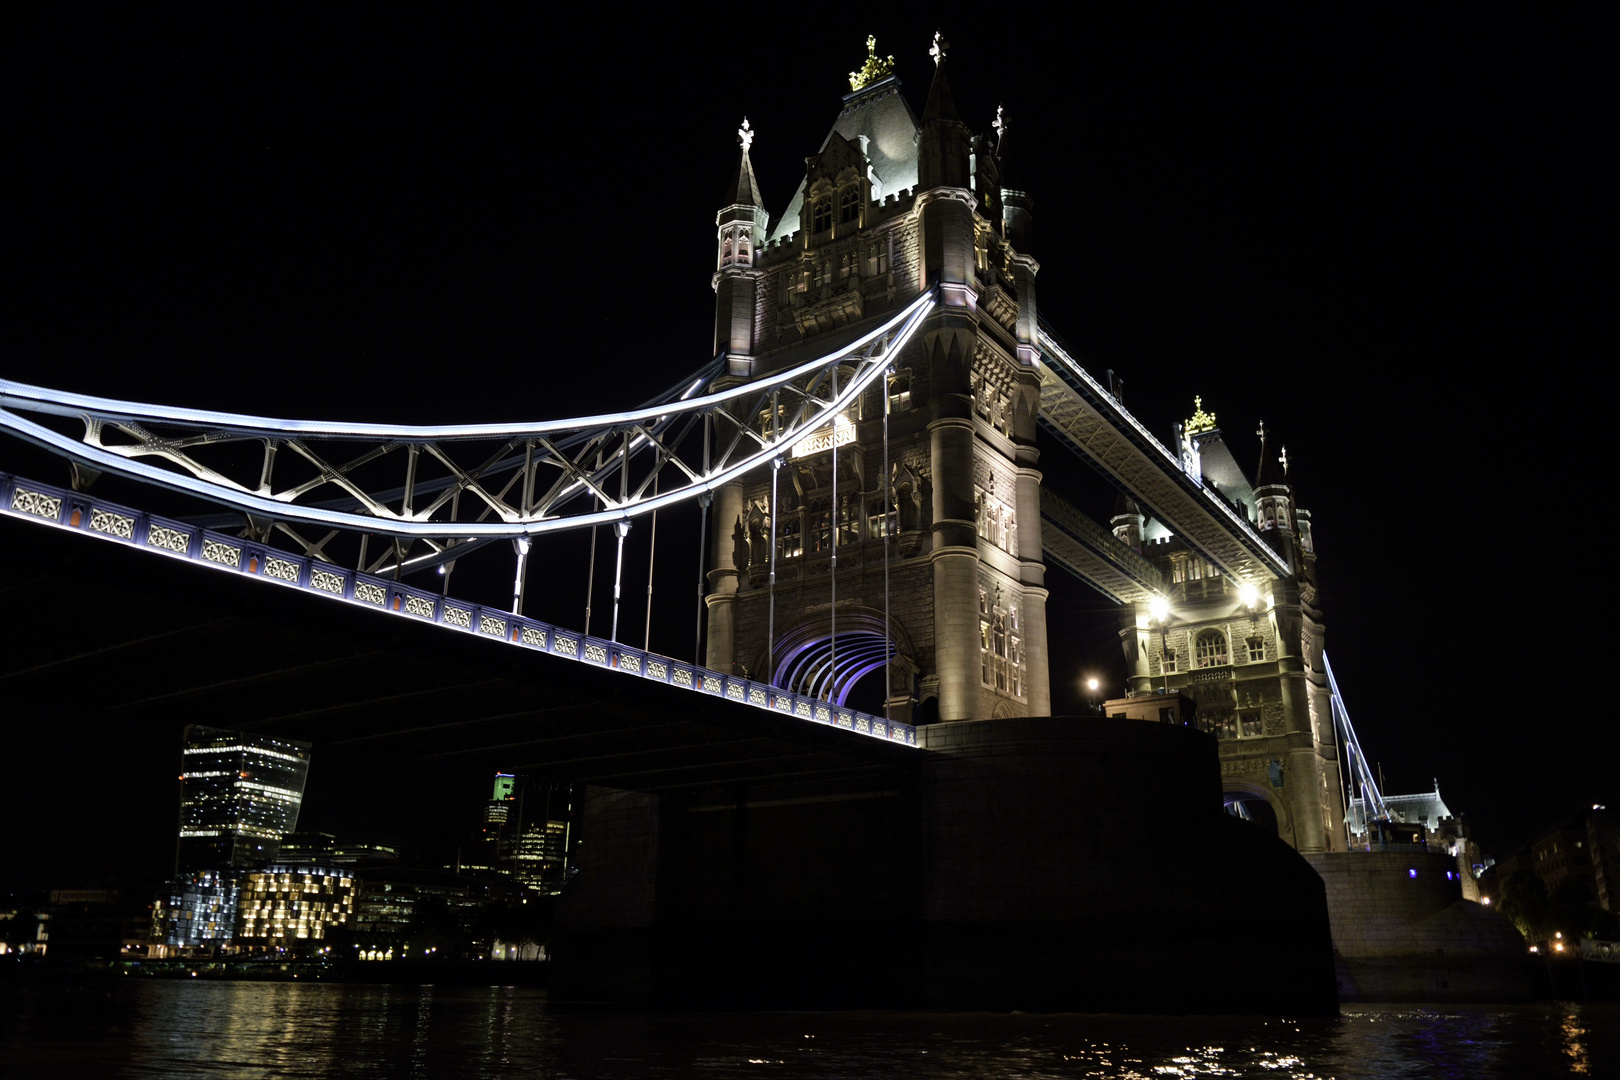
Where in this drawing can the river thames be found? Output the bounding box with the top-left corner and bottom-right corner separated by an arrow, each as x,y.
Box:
1,981 -> 1612,1078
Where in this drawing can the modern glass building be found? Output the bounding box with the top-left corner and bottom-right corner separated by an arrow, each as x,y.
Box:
156,870 -> 240,951
236,865 -> 355,949
175,725 -> 312,875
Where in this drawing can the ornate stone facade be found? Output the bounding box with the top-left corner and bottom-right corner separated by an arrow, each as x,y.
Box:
703,43 -> 1049,725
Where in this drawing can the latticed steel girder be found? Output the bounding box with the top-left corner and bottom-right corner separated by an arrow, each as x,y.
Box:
1034,328 -> 1290,584
1039,488 -> 1167,605
0,292 -> 936,553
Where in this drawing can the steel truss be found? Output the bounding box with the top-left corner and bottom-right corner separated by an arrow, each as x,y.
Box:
0,293 -> 936,578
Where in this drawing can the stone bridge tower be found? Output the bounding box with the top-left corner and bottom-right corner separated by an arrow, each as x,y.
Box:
703,36 -> 1050,725
1114,407 -> 1345,852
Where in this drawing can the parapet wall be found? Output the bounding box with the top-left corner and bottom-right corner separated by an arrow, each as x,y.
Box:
1304,851 -> 1533,1002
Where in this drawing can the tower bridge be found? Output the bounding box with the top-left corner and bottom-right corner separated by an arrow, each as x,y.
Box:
0,31 -> 1356,856
0,30 -> 1509,1011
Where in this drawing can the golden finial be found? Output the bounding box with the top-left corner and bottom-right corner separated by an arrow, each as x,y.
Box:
849,35 -> 896,91
1184,395 -> 1218,436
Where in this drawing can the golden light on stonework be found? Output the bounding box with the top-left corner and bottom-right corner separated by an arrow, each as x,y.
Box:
1184,395 -> 1218,436
849,35 -> 896,91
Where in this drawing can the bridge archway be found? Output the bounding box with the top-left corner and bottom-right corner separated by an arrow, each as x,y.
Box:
1223,781 -> 1287,839
756,608 -> 917,715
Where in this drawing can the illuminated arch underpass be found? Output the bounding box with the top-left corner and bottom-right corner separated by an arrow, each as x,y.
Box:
764,611 -> 914,714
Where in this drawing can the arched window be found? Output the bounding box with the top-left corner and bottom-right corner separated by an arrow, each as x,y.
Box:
839,185 -> 860,224
1195,629 -> 1229,668
812,197 -> 833,233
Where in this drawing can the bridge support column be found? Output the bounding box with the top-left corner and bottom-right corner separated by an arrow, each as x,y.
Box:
1014,460 -> 1050,716
928,408 -> 979,722
704,480 -> 744,674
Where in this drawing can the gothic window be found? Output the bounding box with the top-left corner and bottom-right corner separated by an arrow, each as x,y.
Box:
878,240 -> 890,274
813,261 -> 831,288
737,233 -> 750,262
975,488 -> 1017,554
979,589 -> 992,685
806,495 -> 858,552
812,197 -> 833,233
776,513 -> 802,560
1245,636 -> 1267,663
1162,649 -> 1178,674
721,236 -> 733,265
979,595 -> 1023,698
887,370 -> 911,413
1239,710 -> 1263,737
1171,557 -> 1186,584
1187,559 -> 1203,581
867,494 -> 896,539
1195,629 -> 1229,668
1203,712 -> 1236,740
839,186 -> 860,224
865,245 -> 879,277
984,612 -> 997,689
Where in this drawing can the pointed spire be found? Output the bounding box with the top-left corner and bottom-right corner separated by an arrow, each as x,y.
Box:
1255,421 -> 1286,488
724,117 -> 764,209
1255,420 -> 1272,484
923,30 -> 961,124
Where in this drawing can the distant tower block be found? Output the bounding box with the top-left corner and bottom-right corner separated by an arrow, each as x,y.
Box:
175,724 -> 312,875
704,37 -> 1049,724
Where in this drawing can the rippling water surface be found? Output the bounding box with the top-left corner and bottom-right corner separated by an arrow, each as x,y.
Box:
2,981 -> 1612,1078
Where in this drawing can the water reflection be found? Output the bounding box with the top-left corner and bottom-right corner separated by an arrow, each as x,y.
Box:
0,983 -> 1614,1079
1562,1006 -> 1589,1074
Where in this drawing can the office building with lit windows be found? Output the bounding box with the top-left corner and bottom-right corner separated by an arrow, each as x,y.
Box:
235,865 -> 355,950
175,725 -> 312,875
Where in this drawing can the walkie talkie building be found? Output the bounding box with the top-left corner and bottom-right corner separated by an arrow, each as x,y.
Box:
175,725 -> 312,874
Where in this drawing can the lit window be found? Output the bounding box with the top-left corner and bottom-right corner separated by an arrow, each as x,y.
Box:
1194,629 -> 1228,668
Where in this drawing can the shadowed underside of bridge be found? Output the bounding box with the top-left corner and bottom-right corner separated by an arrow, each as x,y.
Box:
0,514 -> 913,795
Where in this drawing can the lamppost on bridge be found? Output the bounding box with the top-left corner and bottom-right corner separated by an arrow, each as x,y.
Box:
1085,676 -> 1100,715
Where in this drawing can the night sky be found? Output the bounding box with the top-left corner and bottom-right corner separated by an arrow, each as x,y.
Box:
3,10 -> 1604,890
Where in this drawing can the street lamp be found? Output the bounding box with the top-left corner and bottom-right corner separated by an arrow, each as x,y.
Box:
1086,677 -> 1100,714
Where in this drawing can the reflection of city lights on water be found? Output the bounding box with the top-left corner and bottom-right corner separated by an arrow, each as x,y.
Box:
1562,1010 -> 1589,1074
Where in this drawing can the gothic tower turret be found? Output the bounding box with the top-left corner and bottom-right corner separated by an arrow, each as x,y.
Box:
1253,420 -> 1298,566
714,119 -> 770,377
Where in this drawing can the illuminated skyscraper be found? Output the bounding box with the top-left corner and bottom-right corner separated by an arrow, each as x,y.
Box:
175,725 -> 312,875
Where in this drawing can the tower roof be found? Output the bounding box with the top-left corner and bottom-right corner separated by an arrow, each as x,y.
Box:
1255,420 -> 1285,488
724,118 -> 764,209
922,31 -> 962,125
767,39 -> 921,243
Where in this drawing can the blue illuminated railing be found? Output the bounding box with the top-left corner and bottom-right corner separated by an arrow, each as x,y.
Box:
1,471 -> 917,748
